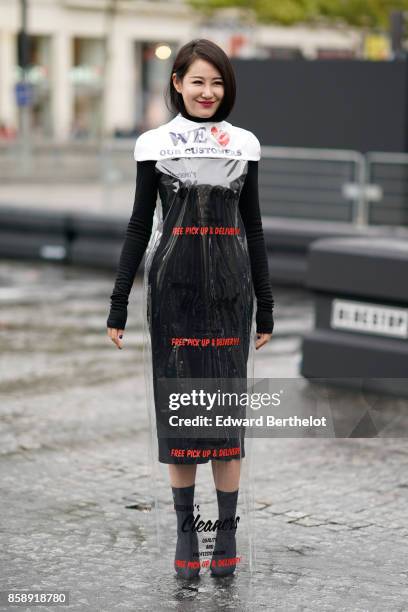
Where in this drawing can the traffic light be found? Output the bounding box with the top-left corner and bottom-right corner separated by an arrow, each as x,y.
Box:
17,29 -> 30,69
390,11 -> 407,59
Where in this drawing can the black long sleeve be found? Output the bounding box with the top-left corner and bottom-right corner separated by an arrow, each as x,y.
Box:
106,160 -> 159,329
107,159 -> 274,334
239,161 -> 274,334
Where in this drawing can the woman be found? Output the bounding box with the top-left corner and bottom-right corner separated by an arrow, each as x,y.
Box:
107,39 -> 274,579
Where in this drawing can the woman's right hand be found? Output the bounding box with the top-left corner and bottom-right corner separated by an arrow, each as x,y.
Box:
107,327 -> 124,350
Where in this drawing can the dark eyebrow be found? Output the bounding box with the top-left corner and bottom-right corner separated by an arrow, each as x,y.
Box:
189,75 -> 223,80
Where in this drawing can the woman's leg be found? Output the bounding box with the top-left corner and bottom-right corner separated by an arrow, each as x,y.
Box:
211,458 -> 240,491
169,463 -> 199,579
210,459 -> 241,577
168,464 -> 197,487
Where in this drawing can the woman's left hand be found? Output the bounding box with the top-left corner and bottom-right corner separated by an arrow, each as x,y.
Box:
255,332 -> 273,350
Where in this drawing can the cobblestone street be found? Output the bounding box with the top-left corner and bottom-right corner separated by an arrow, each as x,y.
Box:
0,260 -> 407,611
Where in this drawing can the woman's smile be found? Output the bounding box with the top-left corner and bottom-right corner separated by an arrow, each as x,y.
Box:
197,100 -> 215,107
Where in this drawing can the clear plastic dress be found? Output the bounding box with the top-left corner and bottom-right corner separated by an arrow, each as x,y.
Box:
137,116 -> 259,585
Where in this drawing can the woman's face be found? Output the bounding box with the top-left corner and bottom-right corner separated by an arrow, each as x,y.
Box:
172,58 -> 224,119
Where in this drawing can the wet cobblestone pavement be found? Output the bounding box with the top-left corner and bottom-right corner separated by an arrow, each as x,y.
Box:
1,260 -> 408,611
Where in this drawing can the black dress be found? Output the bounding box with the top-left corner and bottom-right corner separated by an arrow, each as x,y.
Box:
107,112 -> 274,464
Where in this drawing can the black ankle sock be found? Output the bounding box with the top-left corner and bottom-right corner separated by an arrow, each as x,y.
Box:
211,489 -> 239,577
172,485 -> 200,579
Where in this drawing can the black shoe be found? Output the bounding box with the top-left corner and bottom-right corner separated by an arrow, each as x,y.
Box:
174,528 -> 200,579
172,485 -> 200,579
210,529 -> 237,577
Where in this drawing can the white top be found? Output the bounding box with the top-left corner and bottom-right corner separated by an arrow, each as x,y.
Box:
134,112 -> 261,162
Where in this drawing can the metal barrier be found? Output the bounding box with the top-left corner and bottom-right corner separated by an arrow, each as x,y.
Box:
260,146 -> 366,225
366,152 -> 408,227
0,139 -> 136,183
260,148 -> 408,229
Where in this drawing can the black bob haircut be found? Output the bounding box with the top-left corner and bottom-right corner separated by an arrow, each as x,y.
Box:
165,39 -> 236,122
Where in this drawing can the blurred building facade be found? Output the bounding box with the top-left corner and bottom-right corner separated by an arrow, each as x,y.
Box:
0,0 -> 365,141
